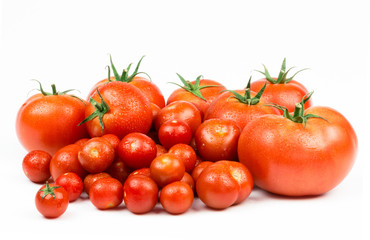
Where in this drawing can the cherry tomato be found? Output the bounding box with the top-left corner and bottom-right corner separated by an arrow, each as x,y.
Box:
168,144 -> 197,173
22,150 -> 51,183
128,168 -> 152,178
74,138 -> 90,147
160,181 -> 194,214
89,177 -> 123,210
180,172 -> 195,192
35,182 -> 69,218
156,144 -> 167,157
83,172 -> 111,195
101,134 -> 120,153
158,120 -> 192,149
105,157 -> 132,184
191,161 -> 213,183
55,172 -> 83,202
150,153 -> 185,188
123,175 -> 159,214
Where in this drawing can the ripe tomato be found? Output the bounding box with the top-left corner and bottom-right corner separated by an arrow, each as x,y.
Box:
35,182 -> 69,218
50,144 -> 87,181
155,101 -> 202,135
74,138 -> 90,147
195,119 -> 240,162
167,74 -> 226,117
150,153 -> 185,188
80,81 -> 152,139
252,58 -> 312,112
22,150 -> 52,183
168,144 -> 197,173
106,157 -> 132,184
83,172 -> 111,195
191,161 -> 213,183
89,177 -> 124,210
238,94 -> 357,196
123,175 -> 159,214
78,137 -> 115,173
196,161 -> 254,209
158,120 -> 192,149
180,172 -> 195,191
117,132 -> 157,169
160,181 -> 194,214
16,82 -> 88,155
55,172 -> 83,202
128,168 -> 152,178
156,144 -> 167,157
101,134 -> 120,153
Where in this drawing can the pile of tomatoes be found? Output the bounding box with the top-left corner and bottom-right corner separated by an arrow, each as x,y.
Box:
16,57 -> 358,218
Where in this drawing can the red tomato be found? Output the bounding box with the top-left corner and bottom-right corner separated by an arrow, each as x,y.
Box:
158,120 -> 192,149
123,175 -> 159,214
16,82 -> 88,155
196,161 -> 254,209
168,144 -> 197,173
55,172 -> 83,202
155,101 -> 202,135
81,81 -> 152,139
117,132 -> 157,169
150,153 -> 185,188
74,138 -> 90,147
195,119 -> 241,162
167,74 -> 226,117
191,161 -> 213,183
105,157 -> 132,184
160,181 -> 194,214
22,150 -> 52,183
83,172 -> 111,195
180,172 -> 195,192
252,58 -> 312,112
89,177 -> 124,210
35,182 -> 69,218
50,144 -> 87,181
101,134 -> 120,152
238,96 -> 357,196
129,168 -> 152,178
78,137 -> 115,173
156,144 -> 167,157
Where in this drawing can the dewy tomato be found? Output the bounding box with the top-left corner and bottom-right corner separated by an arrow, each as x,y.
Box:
238,93 -> 358,196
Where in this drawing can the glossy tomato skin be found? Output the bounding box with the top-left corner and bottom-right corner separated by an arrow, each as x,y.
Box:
22,150 -> 52,183
250,79 -> 312,112
106,157 -> 132,184
196,161 -> 253,209
160,181 -> 194,214
158,120 -> 192,149
204,90 -> 280,130
83,172 -> 111,195
35,183 -> 69,218
50,144 -> 87,181
84,81 -> 152,139
123,175 -> 159,214
89,177 -> 124,210
238,106 -> 357,196
195,119 -> 241,162
180,172 -> 195,192
191,161 -> 213,183
168,144 -> 197,173
55,172 -> 83,202
101,134 -> 120,153
16,94 -> 89,155
150,153 -> 185,188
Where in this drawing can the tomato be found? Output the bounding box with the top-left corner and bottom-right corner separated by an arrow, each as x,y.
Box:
117,132 -> 157,169
158,120 -> 192,149
80,81 -> 152,139
252,58 -> 312,112
204,78 -> 279,130
101,134 -> 120,153
191,161 -> 213,183
89,177 -> 124,210
168,144 -> 197,173
74,138 -> 90,147
106,157 -> 132,184
150,153 -> 185,188
167,74 -> 226,117
129,168 -> 152,178
160,181 -> 194,214
123,175 -> 159,214
55,172 -> 83,202
156,144 -> 167,157
180,172 -> 195,192
238,93 -> 357,196
16,81 -> 88,155
83,172 -> 111,195
196,161 -> 254,209
155,100 -> 202,135
50,144 -> 87,181
35,182 -> 69,218
78,137 -> 115,173
195,119 -> 241,162
22,150 -> 51,183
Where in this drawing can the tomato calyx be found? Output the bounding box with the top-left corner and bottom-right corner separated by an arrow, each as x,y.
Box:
255,58 -> 309,84
168,73 -> 221,101
39,181 -> 61,199
79,89 -> 110,130
222,76 -> 267,106
32,79 -> 79,96
108,55 -> 151,83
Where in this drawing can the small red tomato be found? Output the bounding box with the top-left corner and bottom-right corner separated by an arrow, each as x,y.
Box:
74,138 -> 90,147
160,181 -> 194,214
168,144 -> 197,173
78,137 -> 115,173
191,161 -> 213,183
106,157 -> 132,184
55,172 -> 83,202
129,168 -> 152,178
150,153 -> 185,188
101,134 -> 120,152
83,172 -> 111,195
123,175 -> 159,214
22,150 -> 52,183
89,177 -> 123,210
156,144 -> 167,157
158,120 -> 192,149
196,161 -> 254,209
180,172 -> 195,192
35,182 -> 69,218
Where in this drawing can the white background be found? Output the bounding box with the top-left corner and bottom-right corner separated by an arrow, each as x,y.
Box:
1,0 -> 369,239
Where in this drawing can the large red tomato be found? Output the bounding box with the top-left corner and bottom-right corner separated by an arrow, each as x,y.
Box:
16,81 -> 88,155
238,93 -> 358,196
251,58 -> 312,112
